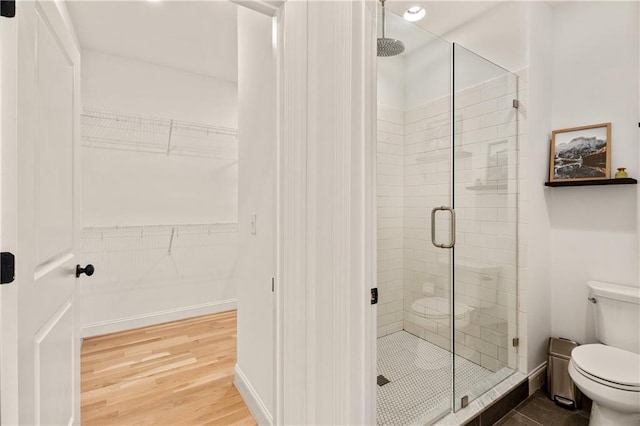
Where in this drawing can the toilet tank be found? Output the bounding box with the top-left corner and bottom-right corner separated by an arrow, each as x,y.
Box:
588,281 -> 640,354
455,263 -> 499,309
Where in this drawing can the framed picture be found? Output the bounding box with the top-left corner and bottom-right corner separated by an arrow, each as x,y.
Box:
549,122 -> 611,182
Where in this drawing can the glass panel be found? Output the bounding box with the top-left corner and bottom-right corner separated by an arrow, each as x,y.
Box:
452,43 -> 519,412
375,6 -> 454,425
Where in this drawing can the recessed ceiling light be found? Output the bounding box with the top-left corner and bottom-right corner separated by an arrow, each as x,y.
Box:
403,6 -> 426,22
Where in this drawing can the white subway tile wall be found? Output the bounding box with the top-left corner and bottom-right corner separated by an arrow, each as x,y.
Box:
378,70 -> 529,374
403,94 -> 454,352
377,106 -> 406,337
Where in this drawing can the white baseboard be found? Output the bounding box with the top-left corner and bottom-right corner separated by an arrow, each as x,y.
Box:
234,365 -> 272,426
528,362 -> 547,395
81,299 -> 237,337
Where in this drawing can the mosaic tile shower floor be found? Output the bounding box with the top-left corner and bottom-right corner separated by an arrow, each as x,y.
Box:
377,331 -> 493,426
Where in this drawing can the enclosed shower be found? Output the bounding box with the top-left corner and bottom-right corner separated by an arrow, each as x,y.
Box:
376,6 -> 520,425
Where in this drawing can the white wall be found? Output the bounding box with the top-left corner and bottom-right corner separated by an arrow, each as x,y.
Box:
445,2 -> 528,76
377,106 -> 405,337
378,57 -> 405,110
82,50 -> 237,127
234,7 -> 276,423
81,50 -> 238,227
82,149 -> 237,227
404,39 -> 451,109
79,224 -> 238,336
79,49 -> 239,335
548,2 -> 639,344
523,1 -> 553,373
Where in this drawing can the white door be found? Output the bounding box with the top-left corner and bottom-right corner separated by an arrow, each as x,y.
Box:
0,1 -> 81,424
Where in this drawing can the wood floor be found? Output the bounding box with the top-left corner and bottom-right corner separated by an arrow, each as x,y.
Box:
81,310 -> 256,425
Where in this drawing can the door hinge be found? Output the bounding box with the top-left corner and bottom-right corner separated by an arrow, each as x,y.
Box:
1,252 -> 15,284
370,288 -> 378,305
1,1 -> 16,18
513,337 -> 520,347
461,395 -> 469,408
512,99 -> 519,109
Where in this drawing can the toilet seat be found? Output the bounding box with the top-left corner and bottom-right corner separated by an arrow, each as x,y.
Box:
571,344 -> 640,391
569,360 -> 640,418
411,297 -> 473,320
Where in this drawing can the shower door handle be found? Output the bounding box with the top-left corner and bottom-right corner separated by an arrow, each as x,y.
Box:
430,206 -> 455,249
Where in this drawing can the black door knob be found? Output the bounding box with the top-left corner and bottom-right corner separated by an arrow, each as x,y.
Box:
76,264 -> 95,278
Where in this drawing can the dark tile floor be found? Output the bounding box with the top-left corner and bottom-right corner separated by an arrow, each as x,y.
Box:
494,390 -> 591,426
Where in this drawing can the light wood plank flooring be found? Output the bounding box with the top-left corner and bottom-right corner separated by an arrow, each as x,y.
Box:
81,310 -> 256,425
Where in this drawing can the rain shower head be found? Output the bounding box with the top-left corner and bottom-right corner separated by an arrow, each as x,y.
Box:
377,0 -> 405,57
378,37 -> 405,57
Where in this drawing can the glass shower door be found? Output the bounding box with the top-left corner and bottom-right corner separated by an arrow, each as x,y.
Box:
375,6 -> 458,424
398,21 -> 455,426
451,43 -> 519,411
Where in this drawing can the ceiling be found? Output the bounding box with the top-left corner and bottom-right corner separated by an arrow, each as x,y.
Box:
385,1 -> 500,40
66,1 -> 238,83
66,0 -> 503,83
379,1 -> 502,56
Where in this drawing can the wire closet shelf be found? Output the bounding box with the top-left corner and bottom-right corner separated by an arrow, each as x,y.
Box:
81,223 -> 238,254
81,222 -> 238,239
81,108 -> 238,159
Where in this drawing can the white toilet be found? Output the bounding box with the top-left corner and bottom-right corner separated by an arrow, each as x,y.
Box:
568,280 -> 640,426
411,264 -> 498,323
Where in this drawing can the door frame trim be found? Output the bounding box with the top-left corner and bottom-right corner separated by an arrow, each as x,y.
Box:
0,7 -> 20,425
278,1 -> 377,423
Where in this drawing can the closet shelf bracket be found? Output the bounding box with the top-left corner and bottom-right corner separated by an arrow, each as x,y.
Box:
168,227 -> 176,255
166,120 -> 174,155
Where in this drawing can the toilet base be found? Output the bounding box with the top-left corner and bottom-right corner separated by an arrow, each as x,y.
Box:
590,402 -> 640,426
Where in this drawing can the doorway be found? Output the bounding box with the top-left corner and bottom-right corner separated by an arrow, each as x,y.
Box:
0,1 -> 279,424
63,1 -> 278,423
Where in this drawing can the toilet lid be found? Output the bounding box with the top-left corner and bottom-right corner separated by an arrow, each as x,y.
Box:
571,344 -> 640,388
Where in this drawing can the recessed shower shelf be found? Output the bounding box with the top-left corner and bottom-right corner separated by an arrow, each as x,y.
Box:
455,150 -> 473,158
544,178 -> 637,187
